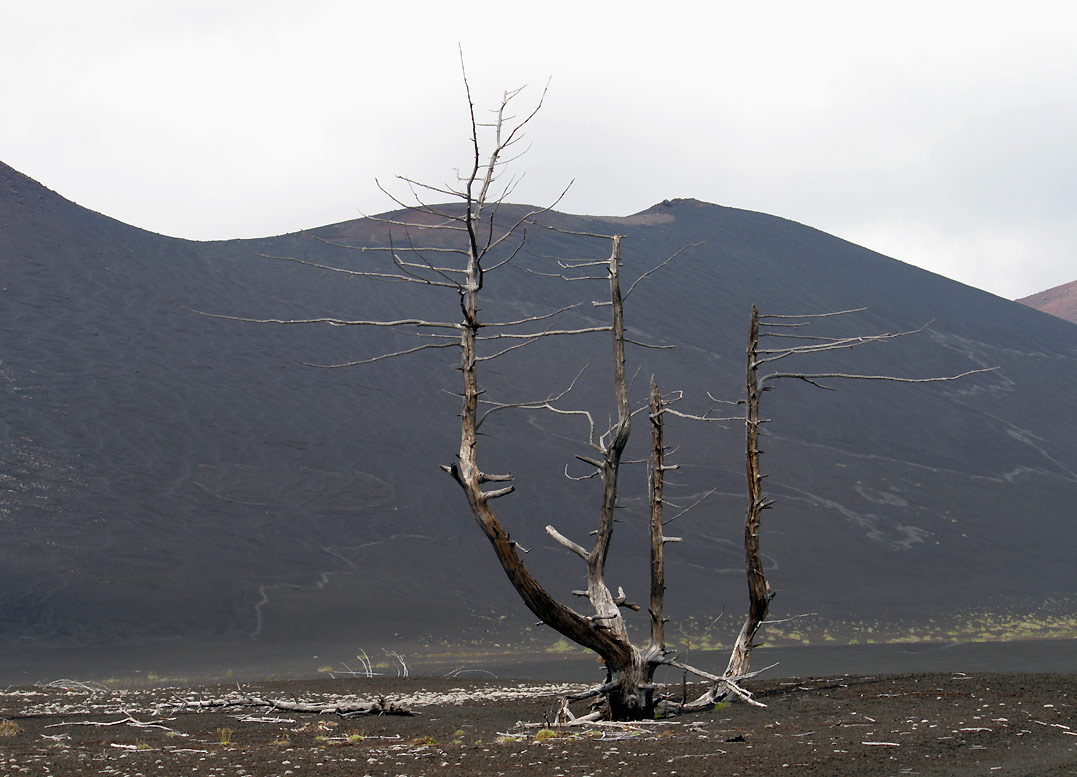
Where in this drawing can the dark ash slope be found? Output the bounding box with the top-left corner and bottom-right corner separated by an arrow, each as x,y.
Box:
2,164 -> 1075,682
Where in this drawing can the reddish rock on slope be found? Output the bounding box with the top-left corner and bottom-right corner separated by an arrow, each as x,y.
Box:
1018,279 -> 1077,324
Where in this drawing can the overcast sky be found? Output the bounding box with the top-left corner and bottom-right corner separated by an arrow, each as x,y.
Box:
3,1 -> 1074,299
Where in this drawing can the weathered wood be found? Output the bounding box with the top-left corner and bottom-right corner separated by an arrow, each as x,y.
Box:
721,306 -> 994,684
725,305 -> 774,678
648,377 -> 667,655
166,695 -> 414,717
442,93 -> 647,715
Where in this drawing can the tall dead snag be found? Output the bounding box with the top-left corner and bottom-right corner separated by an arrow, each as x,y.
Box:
720,306 -> 997,681
647,377 -> 668,658
536,233 -> 653,719
725,305 -> 772,678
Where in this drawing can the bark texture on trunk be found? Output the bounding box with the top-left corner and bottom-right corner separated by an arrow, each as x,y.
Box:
725,305 -> 773,678
647,377 -> 667,656
450,200 -> 659,717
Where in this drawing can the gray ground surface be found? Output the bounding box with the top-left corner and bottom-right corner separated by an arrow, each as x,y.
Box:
3,672 -> 1075,776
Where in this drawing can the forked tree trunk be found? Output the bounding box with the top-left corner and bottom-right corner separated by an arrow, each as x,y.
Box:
451,226 -> 665,719
452,224 -> 632,670
593,378 -> 671,720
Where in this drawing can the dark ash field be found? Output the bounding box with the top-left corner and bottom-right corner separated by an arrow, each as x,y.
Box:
3,672 -> 1074,776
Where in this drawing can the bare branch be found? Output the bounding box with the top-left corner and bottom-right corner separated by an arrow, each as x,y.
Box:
524,219 -> 620,241
759,307 -> 868,320
762,612 -> 818,625
388,228 -> 466,287
474,334 -> 547,362
705,391 -> 744,407
481,485 -> 515,500
753,323 -> 933,366
181,306 -> 460,330
660,408 -> 741,423
372,182 -> 468,229
660,659 -> 767,708
486,303 -> 584,328
246,247 -> 460,287
546,525 -> 589,560
614,586 -> 640,612
301,341 -> 458,368
625,337 -> 676,350
758,332 -> 859,342
483,232 -> 527,273
483,183 -> 574,258
476,365 -> 590,431
395,174 -> 466,202
306,234 -> 466,256
564,463 -> 600,482
662,487 -> 719,526
760,367 -> 999,386
478,325 -> 612,340
623,242 -> 702,300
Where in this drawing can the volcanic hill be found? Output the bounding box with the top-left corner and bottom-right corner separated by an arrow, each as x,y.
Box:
2,163 -> 1075,682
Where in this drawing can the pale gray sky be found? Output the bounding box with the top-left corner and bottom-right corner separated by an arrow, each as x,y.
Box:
3,0 -> 1074,299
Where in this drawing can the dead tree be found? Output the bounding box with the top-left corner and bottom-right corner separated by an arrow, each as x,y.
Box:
191,71 -> 739,719
189,65 -> 993,719
350,76 -> 756,718
719,306 -> 996,681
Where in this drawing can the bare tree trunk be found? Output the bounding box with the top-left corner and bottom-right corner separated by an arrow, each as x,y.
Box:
720,305 -> 993,680
648,376 -> 667,657
589,377 -> 672,720
588,236 -> 631,642
593,236 -> 655,718
450,211 -> 635,675
450,222 -> 660,718
726,305 -> 773,677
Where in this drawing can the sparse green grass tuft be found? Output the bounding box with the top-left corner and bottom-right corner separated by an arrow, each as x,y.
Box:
546,638 -> 577,654
534,727 -> 558,742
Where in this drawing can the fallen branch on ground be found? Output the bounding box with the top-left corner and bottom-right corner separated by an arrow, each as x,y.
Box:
45,714 -> 188,736
163,694 -> 414,717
